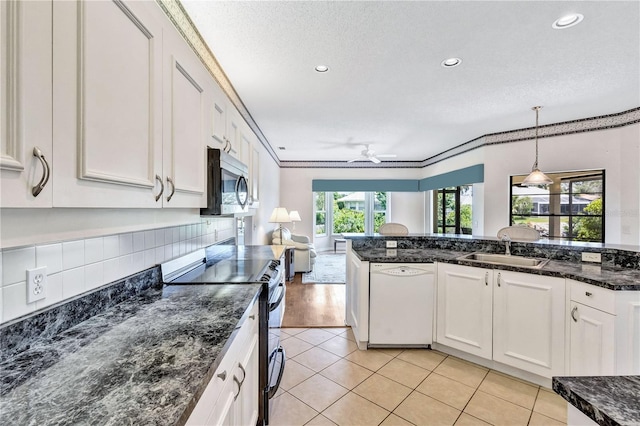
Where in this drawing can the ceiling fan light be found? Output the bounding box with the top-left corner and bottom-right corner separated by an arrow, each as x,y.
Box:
552,13 -> 584,29
522,168 -> 554,186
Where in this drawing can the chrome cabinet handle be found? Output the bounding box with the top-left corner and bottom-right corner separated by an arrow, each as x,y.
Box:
585,291 -> 592,297
166,176 -> 175,202
217,370 -> 227,381
155,175 -> 164,202
238,362 -> 246,385
485,272 -> 488,286
571,306 -> 578,322
233,376 -> 241,400
31,147 -> 50,197
497,273 -> 501,287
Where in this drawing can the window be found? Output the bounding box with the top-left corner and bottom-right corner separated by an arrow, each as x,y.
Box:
314,191 -> 389,235
434,185 -> 473,234
314,192 -> 326,236
510,170 -> 604,242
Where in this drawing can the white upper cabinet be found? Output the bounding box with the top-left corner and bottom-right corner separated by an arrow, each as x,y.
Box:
1,0 -> 53,207
52,0 -> 164,207
210,83 -> 240,159
161,18 -> 207,208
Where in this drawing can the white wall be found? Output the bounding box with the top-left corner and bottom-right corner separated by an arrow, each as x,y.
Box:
248,146 -> 281,245
279,123 -> 639,246
423,123 -> 640,245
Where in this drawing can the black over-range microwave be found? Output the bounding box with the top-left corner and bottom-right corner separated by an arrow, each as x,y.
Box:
201,147 -> 249,216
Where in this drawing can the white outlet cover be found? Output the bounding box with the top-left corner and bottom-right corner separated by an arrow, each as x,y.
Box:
386,240 -> 397,248
27,266 -> 47,304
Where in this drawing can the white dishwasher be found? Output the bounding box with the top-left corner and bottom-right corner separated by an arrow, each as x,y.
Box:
369,263 -> 435,347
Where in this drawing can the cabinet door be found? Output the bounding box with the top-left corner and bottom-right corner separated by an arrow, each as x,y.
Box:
225,104 -> 240,159
161,24 -> 207,208
211,84 -> 227,147
1,0 -> 52,207
250,144 -> 260,205
569,302 -> 615,375
436,263 -> 493,359
493,271 -> 565,378
345,245 -> 369,348
52,0 -> 164,207
235,332 -> 259,426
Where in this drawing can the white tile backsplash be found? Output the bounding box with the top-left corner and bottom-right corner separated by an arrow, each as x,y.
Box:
36,243 -> 63,275
84,237 -> 104,264
144,230 -> 155,250
119,233 -> 133,256
62,240 -> 85,270
103,235 -> 120,259
2,281 -> 35,322
0,221 -> 231,325
133,232 -> 145,252
85,262 -> 104,291
62,267 -> 85,299
103,257 -> 120,283
3,246 -> 36,286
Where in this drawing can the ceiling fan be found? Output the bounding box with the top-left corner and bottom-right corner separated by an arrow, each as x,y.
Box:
347,144 -> 397,164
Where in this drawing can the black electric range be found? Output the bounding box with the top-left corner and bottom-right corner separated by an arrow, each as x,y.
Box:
161,246 -> 286,425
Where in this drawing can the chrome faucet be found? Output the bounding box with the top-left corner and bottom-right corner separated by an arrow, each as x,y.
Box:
501,234 -> 512,256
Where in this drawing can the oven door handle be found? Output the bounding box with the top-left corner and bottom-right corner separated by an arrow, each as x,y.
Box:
268,284 -> 285,312
267,346 -> 286,399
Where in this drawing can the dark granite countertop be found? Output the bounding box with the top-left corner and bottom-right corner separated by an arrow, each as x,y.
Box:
352,248 -> 640,290
0,283 -> 262,425
553,376 -> 640,426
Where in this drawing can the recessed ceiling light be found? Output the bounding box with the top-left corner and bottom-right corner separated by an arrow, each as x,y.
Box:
441,58 -> 462,68
315,65 -> 329,73
552,13 -> 584,29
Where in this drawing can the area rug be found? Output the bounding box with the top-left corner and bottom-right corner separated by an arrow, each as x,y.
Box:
302,253 -> 346,284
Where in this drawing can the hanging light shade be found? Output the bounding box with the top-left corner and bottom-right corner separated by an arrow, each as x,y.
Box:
522,106 -> 553,186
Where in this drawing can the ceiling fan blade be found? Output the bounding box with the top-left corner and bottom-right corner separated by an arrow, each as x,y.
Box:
347,158 -> 360,163
370,157 -> 381,164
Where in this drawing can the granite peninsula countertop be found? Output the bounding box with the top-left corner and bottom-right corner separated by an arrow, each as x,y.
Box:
0,283 -> 262,425
553,376 -> 640,426
351,248 -> 640,291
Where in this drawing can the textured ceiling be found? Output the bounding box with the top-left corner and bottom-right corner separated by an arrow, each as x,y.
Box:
181,1 -> 640,163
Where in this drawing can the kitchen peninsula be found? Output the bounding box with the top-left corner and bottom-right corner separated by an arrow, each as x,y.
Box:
344,234 -> 640,426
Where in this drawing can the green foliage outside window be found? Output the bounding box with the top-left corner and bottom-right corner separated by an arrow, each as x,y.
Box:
572,199 -> 603,242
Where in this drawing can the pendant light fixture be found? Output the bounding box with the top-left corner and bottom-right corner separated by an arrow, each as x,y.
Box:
522,106 -> 553,186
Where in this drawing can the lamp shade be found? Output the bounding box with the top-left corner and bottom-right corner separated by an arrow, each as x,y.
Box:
269,207 -> 290,223
289,210 -> 301,222
522,168 -> 553,186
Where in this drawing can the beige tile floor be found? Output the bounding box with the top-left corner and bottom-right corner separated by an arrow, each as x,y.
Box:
270,327 -> 568,426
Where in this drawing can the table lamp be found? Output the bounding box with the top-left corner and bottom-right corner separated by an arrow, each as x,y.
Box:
289,210 -> 301,230
269,207 -> 290,243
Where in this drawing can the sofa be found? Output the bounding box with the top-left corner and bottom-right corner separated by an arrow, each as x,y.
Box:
272,227 -> 317,273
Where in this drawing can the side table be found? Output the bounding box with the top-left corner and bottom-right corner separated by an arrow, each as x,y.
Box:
284,247 -> 295,281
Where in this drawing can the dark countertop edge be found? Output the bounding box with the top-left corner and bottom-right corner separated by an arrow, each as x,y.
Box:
351,249 -> 640,291
177,286 -> 262,426
551,376 -> 640,426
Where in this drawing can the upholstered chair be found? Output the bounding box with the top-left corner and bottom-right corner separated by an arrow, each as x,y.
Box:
272,227 -> 317,272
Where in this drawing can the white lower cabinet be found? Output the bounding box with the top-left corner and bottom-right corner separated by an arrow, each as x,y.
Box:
493,271 -> 565,378
345,242 -> 370,349
437,264 -> 565,379
569,301 -> 615,375
187,302 -> 259,426
436,264 -> 493,359
568,279 -> 640,375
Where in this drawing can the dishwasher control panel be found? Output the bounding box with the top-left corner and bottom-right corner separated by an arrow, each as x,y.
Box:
370,263 -> 435,276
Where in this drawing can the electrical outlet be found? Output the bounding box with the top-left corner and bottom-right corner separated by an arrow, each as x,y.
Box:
27,266 -> 47,303
581,252 -> 602,263
386,240 -> 397,248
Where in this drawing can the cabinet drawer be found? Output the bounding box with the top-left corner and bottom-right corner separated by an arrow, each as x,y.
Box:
570,279 -> 615,314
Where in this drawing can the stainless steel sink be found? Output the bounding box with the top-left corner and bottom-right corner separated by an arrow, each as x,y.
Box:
457,252 -> 549,269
